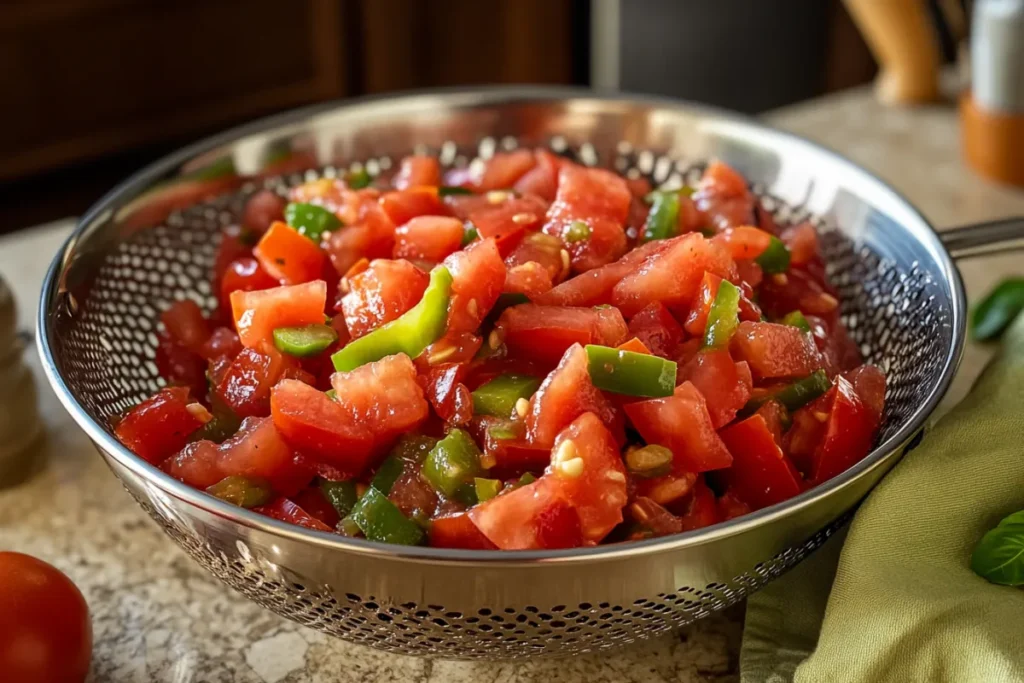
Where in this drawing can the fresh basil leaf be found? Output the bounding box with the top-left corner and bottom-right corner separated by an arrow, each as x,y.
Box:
971,278 -> 1024,342
971,510 -> 1024,586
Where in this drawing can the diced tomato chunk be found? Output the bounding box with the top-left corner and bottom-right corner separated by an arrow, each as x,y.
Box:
613,233 -> 738,317
526,344 -> 623,448
219,257 -> 278,317
231,280 -> 328,350
634,471 -> 697,506
467,195 -> 549,256
213,226 -> 256,298
497,304 -> 628,368
115,387 -> 206,465
712,226 -> 774,261
513,150 -> 561,201
677,477 -> 722,531
330,354 -> 430,451
845,364 -> 886,427
430,513 -> 497,550
340,259 -> 429,339
677,350 -> 752,429
154,331 -> 207,399
437,238 -> 506,337
292,487 -> 342,528
543,164 -> 630,272
243,190 -> 286,233
162,440 -> 222,489
393,155 -> 441,190
216,348 -> 294,418
754,399 -> 789,444
759,267 -> 840,321
469,475 -> 571,549
730,321 -> 823,380
270,379 -> 375,477
216,417 -> 313,496
693,161 -> 755,232
781,222 -> 819,266
419,363 -> 473,424
323,199 -> 396,276
477,150 -> 537,191
393,215 -> 464,263
807,375 -> 878,485
504,232 -> 565,297
254,221 -> 325,285
201,326 -> 242,362
536,239 -> 671,307
161,299 -> 211,355
717,490 -> 752,520
720,414 -> 803,510
254,497 -> 332,531
380,187 -> 447,227
628,302 -> 684,359
624,382 -> 733,472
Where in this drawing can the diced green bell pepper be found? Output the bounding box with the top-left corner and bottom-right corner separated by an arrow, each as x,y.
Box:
347,487 -> 424,545
508,472 -> 536,490
625,445 -> 674,478
471,374 -> 541,417
642,190 -> 681,242
439,185 -> 473,196
461,222 -> 480,246
423,429 -> 482,498
565,220 -> 592,243
474,477 -> 503,502
331,265 -> 453,371
481,292 -> 530,330
273,323 -> 338,357
756,236 -> 791,274
704,280 -> 740,348
972,278 -> 1024,342
585,345 -> 677,398
319,479 -> 359,518
346,168 -> 372,189
743,369 -> 832,414
206,476 -> 272,508
780,310 -> 811,333
284,202 -> 342,242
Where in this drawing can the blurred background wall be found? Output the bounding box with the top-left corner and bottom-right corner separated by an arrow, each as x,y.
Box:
0,0 -> 883,234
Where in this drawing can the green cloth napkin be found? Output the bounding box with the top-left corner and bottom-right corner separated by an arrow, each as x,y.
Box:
741,313 -> 1024,683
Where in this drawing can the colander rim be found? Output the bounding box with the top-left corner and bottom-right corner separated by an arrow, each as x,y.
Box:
36,84 -> 966,565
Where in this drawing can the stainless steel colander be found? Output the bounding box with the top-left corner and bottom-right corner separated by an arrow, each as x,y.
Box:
36,88 -> 1024,659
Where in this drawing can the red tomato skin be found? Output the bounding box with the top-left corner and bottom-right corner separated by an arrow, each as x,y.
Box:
719,414 -> 803,510
419,363 -> 473,425
467,195 -> 549,256
469,475 -> 566,549
0,552 -> 92,683
534,500 -> 585,549
243,189 -> 286,233
161,299 -> 211,355
393,215 -> 464,263
628,302 -> 684,359
693,161 -> 755,232
712,226 -> 773,261
624,382 -> 733,472
430,513 -> 498,550
677,350 -> 752,429
612,233 -> 738,317
477,150 -> 537,191
219,257 -> 278,315
201,326 -> 243,362
808,376 -> 877,485
323,198 -> 396,276
330,354 -> 430,451
254,221 -> 326,285
115,386 -> 205,465
759,267 -> 840,321
216,348 -> 292,418
216,417 -> 313,496
254,498 -> 333,531
270,379 -> 375,477
536,238 -> 671,307
213,225 -> 255,298
717,490 -> 752,520
341,259 -> 429,339
634,471 -> 698,506
497,304 -> 629,368
781,221 -> 819,266
393,155 -> 441,190
442,238 -> 506,336
845,364 -> 886,426
163,439 -> 223,489
513,150 -> 561,201
504,232 -> 565,297
154,331 -> 207,399
543,164 -> 630,272
380,188 -> 447,227
231,280 -> 328,351
292,487 -> 342,528
526,344 -> 623,449
677,477 -> 722,531
730,321 -> 824,380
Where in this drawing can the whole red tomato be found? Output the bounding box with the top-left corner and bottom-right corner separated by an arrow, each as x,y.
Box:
0,552 -> 92,683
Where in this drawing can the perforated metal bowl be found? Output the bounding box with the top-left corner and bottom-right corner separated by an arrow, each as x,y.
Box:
37,87 -> 1024,659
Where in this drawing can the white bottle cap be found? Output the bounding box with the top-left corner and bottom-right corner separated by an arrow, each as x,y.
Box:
971,0 -> 1024,113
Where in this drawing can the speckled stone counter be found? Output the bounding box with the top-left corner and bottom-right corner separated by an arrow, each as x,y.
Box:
2,83 -> 1023,682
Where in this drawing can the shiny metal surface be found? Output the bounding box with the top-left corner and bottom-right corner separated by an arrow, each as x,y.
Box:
36,87 -> 985,657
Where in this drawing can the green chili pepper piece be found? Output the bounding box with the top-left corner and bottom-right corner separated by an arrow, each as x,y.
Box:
486,423 -> 519,441
346,168 -> 372,189
474,477 -> 503,502
370,456 -> 405,495
756,236 -> 791,274
439,185 -> 474,196
190,395 -> 241,444
347,488 -> 424,545
584,345 -> 677,398
481,292 -> 531,330
565,220 -> 592,243
743,369 -> 832,415
283,202 -> 342,242
971,278 -> 1024,342
780,310 -> 812,333
206,476 -> 273,508
454,483 -> 479,506
508,472 -> 537,490
423,429 -> 482,498
390,434 -> 439,463
319,479 -> 358,518
704,280 -> 741,348
471,374 -> 542,417
642,190 -> 681,243
625,445 -> 674,478
332,265 -> 453,371
273,323 -> 338,358
699,227 -> 717,238
461,223 -> 480,246
325,389 -> 337,401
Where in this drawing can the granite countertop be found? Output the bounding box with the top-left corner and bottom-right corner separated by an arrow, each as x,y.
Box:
2,84 -> 1023,683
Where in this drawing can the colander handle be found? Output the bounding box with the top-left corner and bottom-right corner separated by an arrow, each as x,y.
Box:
941,217 -> 1024,259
